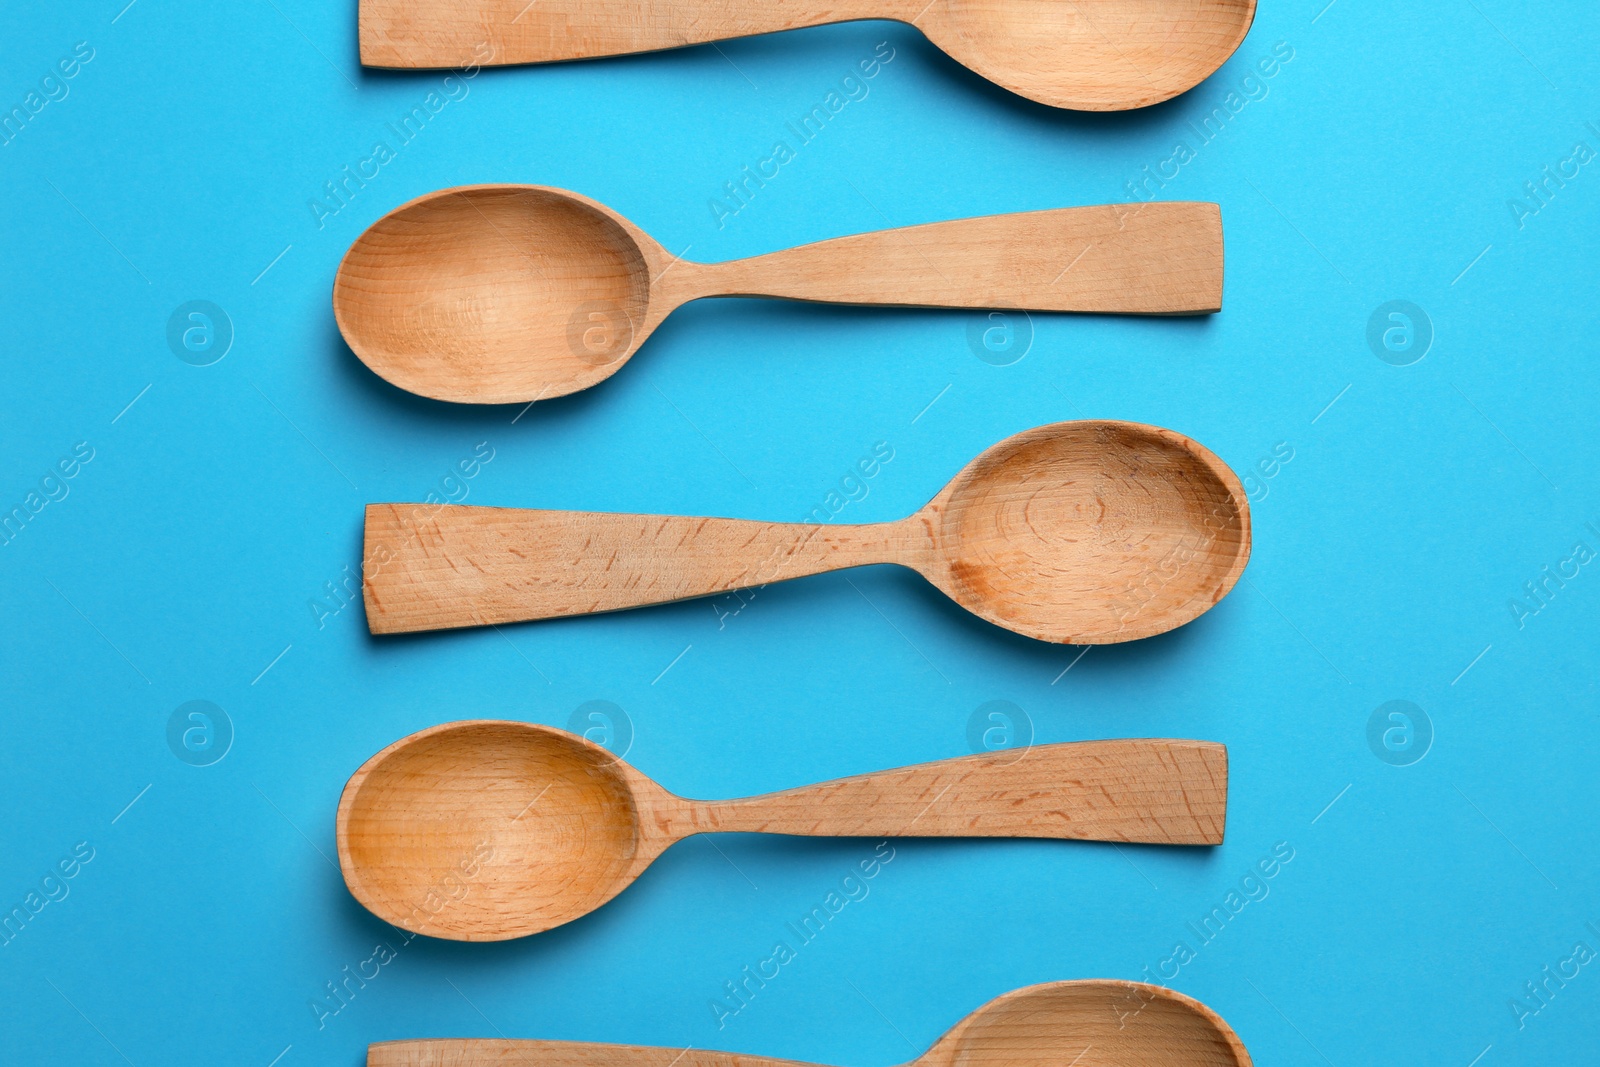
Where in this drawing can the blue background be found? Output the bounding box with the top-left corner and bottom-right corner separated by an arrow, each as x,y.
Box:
3,1 -> 1598,1064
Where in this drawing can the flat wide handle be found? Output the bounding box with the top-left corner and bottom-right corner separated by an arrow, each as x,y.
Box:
687,740 -> 1226,845
361,0 -> 894,66
363,504 -> 921,634
698,203 -> 1222,315
370,1040 -> 813,1067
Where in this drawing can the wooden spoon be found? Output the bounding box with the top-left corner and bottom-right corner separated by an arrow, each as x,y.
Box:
359,0 -> 1258,112
362,421 -> 1250,643
333,185 -> 1223,404
368,981 -> 1250,1066
337,720 -> 1227,939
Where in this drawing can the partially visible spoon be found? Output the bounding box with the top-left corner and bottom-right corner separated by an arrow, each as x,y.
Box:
362,421 -> 1251,644
337,720 -> 1227,939
359,0 -> 1258,112
369,980 -> 1251,1066
333,185 -> 1224,404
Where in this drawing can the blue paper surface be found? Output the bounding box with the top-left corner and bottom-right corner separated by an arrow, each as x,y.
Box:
3,2 -> 1598,1064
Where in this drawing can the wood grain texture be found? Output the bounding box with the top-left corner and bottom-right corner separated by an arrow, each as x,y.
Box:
336,721 -> 1227,939
683,738 -> 1227,843
363,421 -> 1251,644
368,980 -> 1252,1066
359,0 -> 1257,112
363,508 -> 921,628
332,186 -> 1223,404
693,200 -> 1222,312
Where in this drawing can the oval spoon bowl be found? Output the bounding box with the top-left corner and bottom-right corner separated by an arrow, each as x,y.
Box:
334,186 -> 659,404
933,421 -> 1249,643
337,721 -> 656,940
920,0 -> 1258,111
923,980 -> 1251,1067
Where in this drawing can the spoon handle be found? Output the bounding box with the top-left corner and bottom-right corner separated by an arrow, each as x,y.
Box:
364,504 -> 925,634
370,1041 -> 811,1067
683,740 -> 1226,845
361,0 -> 891,67
690,203 -> 1221,315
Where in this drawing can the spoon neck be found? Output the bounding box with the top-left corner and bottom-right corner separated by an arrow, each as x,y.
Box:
666,799 -> 763,837
647,257 -> 717,310
784,515 -> 939,582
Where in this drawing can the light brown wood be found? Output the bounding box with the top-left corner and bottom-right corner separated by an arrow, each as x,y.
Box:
337,720 -> 1227,939
362,420 -> 1251,644
360,0 -> 1257,112
333,185 -> 1224,404
368,981 -> 1250,1065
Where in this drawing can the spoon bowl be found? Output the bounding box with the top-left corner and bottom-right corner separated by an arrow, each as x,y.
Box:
334,187 -> 659,403
932,421 -> 1248,642
368,980 -> 1251,1066
921,980 -> 1251,1067
338,720 -> 1229,939
338,721 -> 650,938
336,186 -> 1227,404
920,0 -> 1257,111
